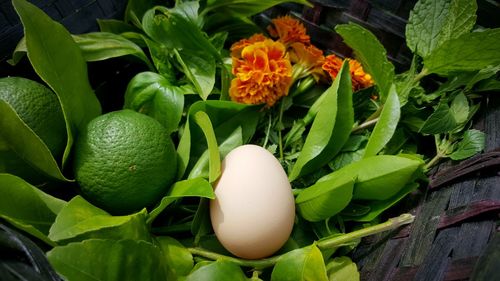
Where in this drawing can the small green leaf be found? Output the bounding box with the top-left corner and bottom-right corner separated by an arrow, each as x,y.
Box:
363,85 -> 401,158
147,177 -> 215,225
326,256 -> 360,281
185,260 -> 248,281
174,49 -> 217,100
203,0 -> 311,17
155,236 -> 194,280
335,23 -> 395,99
424,29 -> 500,76
47,239 -> 168,281
124,71 -> 185,133
296,175 -> 355,222
143,37 -> 177,81
0,173 -> 66,245
13,0 -> 101,167
124,0 -> 155,27
48,196 -> 150,244
419,102 -> 457,134
449,129 -> 485,160
194,111 -> 221,183
449,92 -> 469,125
271,244 -> 328,281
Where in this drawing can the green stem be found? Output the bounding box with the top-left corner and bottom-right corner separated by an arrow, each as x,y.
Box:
351,118 -> 379,132
424,153 -> 444,171
413,68 -> 429,83
277,99 -> 286,160
187,213 -> 414,270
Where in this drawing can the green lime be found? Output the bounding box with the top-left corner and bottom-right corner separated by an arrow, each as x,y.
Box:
73,109 -> 177,214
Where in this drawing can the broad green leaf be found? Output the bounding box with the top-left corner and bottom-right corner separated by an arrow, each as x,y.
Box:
48,196 -> 150,244
0,101 -> 69,181
174,49 -> 217,100
203,0 -> 311,17
170,0 -> 201,27
271,244 -> 328,281
147,178 -> 215,225
296,174 -> 355,222
72,32 -> 153,68
326,256 -> 360,281
194,111 -> 221,183
419,102 -> 457,134
363,85 -> 400,157
155,236 -> 194,280
125,0 -> 156,28
406,0 -> 477,58
47,239 -> 168,281
449,92 -> 469,125
185,260 -> 247,281
424,29 -> 500,76
449,129 -> 485,160
143,37 -> 177,81
320,155 -> 423,200
13,0 -> 101,167
289,61 -> 353,181
335,23 -> 395,99
0,174 -> 66,245
124,71 -> 185,133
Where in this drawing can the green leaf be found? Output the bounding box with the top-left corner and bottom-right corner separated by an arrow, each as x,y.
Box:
0,100 -> 69,181
0,173 -> 66,245
143,37 -> 177,81
363,85 -> 401,157
271,244 -> 328,281
174,49 -> 217,100
147,177 -> 215,225
124,0 -> 155,28
289,61 -> 353,181
326,256 -> 360,281
185,260 -> 247,281
155,236 -> 194,280
203,0 -> 311,17
406,0 -> 477,58
449,92 -> 469,125
13,0 -> 101,167
449,129 -> 485,160
124,72 -> 185,133
335,23 -> 395,99
419,102 -> 457,134
320,155 -> 423,200
296,175 -> 355,222
194,111 -> 221,183
47,239 -> 168,281
48,196 -> 150,244
424,29 -> 500,76
97,19 -> 140,34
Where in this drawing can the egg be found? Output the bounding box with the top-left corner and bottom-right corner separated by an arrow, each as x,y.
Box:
210,144 -> 295,259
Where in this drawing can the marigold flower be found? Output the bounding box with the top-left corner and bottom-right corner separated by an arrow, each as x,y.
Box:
322,54 -> 374,91
230,39 -> 293,107
267,15 -> 310,46
289,42 -> 326,81
230,33 -> 267,58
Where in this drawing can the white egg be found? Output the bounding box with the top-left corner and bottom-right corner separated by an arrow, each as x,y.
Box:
210,144 -> 295,259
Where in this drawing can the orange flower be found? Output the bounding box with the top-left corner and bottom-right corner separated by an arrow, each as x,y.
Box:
322,54 -> 374,91
230,39 -> 293,106
230,33 -> 267,58
267,15 -> 310,46
289,42 -> 326,81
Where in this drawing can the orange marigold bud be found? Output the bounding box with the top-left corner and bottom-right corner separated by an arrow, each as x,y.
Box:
289,42 -> 326,81
267,15 -> 310,46
322,54 -> 374,91
230,39 -> 293,107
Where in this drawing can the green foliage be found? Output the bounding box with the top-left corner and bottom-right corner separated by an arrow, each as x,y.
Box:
271,244 -> 328,281
326,256 -> 360,281
185,260 -> 248,281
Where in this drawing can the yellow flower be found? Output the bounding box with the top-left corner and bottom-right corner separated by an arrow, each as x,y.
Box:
322,54 -> 374,91
267,15 -> 310,46
230,33 -> 267,58
289,42 -> 326,81
230,39 -> 293,107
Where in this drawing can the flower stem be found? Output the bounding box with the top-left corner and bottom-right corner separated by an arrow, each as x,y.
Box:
187,213 -> 414,270
424,153 -> 444,171
413,68 -> 429,83
351,118 -> 379,132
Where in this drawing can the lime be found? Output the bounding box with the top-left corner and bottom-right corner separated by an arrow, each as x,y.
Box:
73,109 -> 177,214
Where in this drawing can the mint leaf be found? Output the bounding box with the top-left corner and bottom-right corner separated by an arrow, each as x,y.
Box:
449,129 -> 485,160
424,29 -> 500,76
449,92 -> 469,125
335,23 -> 395,100
438,0 -> 477,46
420,102 -> 457,134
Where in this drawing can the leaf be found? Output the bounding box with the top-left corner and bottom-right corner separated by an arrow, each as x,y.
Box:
424,29 -> 500,76
449,92 -> 469,125
289,61 -> 353,181
203,0 -> 311,17
406,0 -> 477,58
143,37 -> 177,81
419,102 -> 457,134
124,0 -> 155,28
449,129 -> 485,160
0,100 -> 69,181
13,0 -> 101,167
124,71 -> 185,133
320,155 -> 423,200
326,256 -> 360,281
296,174 -> 355,222
48,196 -> 150,244
363,85 -> 401,157
185,260 -> 247,281
0,174 -> 66,245
147,177 -> 215,225
155,236 -> 194,280
97,19 -> 140,34
271,244 -> 328,281
47,239 -> 168,281
174,49 -> 217,100
335,23 -> 395,99
194,111 -> 221,183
